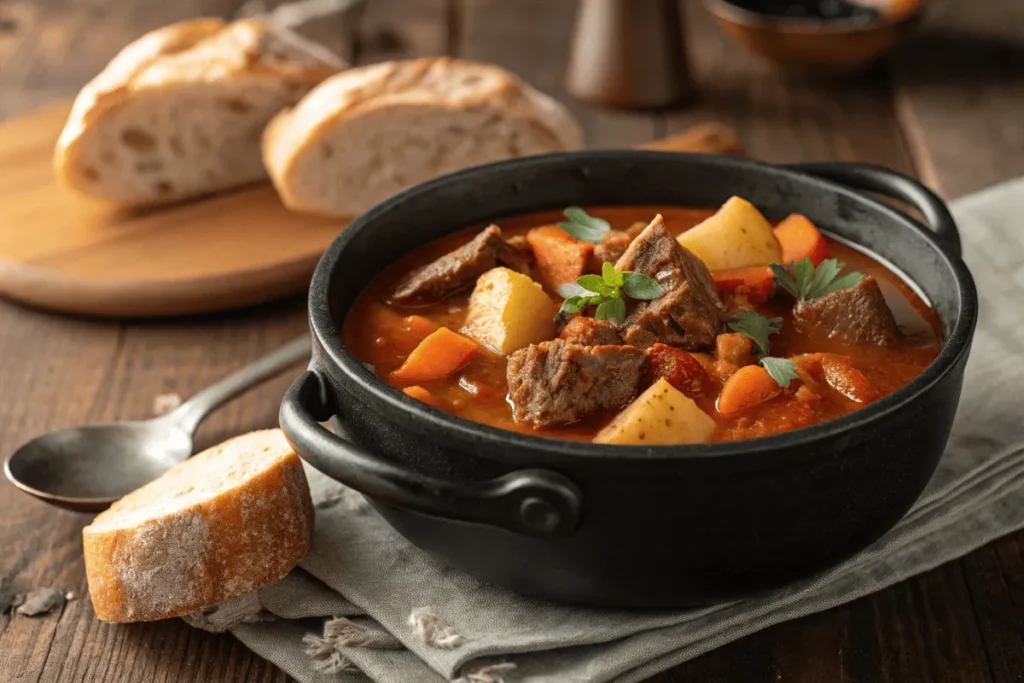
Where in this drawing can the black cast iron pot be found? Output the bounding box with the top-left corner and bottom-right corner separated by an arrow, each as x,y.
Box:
280,152 -> 977,608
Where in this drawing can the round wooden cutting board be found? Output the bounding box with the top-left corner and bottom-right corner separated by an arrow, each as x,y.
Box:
0,102 -> 347,318
0,102 -> 739,318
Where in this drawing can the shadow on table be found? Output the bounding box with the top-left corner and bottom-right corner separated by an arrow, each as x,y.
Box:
893,29 -> 1024,84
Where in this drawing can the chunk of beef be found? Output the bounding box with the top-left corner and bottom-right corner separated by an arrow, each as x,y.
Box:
794,276 -> 900,346
390,226 -> 533,305
593,221 -> 647,266
614,215 -> 724,350
507,340 -> 645,428
559,317 -> 624,346
497,234 -> 536,280
391,226 -> 502,305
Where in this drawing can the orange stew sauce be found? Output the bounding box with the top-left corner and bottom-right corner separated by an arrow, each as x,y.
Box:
344,207 -> 942,443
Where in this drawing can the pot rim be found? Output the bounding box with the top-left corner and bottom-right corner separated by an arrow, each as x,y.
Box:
307,150 -> 978,465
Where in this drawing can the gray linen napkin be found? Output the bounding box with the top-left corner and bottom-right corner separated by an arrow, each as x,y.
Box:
198,178 -> 1024,683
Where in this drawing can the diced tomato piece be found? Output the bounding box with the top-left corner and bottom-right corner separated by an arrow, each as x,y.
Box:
713,265 -> 774,304
644,343 -> 713,398
774,214 -> 828,265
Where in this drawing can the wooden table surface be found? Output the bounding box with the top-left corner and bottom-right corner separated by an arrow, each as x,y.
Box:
2,0 -> 1023,681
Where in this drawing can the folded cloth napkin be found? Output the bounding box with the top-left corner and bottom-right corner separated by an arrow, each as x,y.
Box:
191,178 -> 1024,683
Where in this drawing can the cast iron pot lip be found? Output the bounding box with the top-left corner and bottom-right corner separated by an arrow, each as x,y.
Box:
308,150 -> 978,466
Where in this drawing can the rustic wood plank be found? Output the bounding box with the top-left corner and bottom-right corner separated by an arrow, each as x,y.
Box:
457,0 -> 657,148
962,535 -> 1024,683
0,302 -> 305,683
0,0 -> 318,680
892,0 -> 1024,198
665,1 -> 914,172
0,1 -> 1019,682
0,0 -> 248,119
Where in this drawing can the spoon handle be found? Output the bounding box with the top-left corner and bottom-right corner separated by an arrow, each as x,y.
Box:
167,335 -> 312,435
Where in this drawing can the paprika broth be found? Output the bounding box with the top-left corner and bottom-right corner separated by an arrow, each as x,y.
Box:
344,205 -> 942,444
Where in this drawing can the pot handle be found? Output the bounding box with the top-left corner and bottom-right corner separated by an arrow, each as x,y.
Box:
783,162 -> 961,257
280,370 -> 582,539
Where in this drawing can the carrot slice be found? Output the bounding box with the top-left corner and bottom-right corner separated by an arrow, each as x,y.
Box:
390,327 -> 479,384
717,364 -> 782,415
525,225 -> 595,291
774,214 -> 828,265
712,265 -> 774,303
402,385 -> 442,408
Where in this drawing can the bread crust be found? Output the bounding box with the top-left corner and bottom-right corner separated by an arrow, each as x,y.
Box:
82,429 -> 314,623
54,18 -> 344,204
262,57 -> 584,216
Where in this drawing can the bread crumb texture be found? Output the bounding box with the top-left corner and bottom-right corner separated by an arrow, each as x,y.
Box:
83,429 -> 313,623
54,18 -> 343,205
262,56 -> 584,218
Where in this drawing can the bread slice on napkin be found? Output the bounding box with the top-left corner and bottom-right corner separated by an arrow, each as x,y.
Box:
262,57 -> 584,218
82,429 -> 313,623
54,18 -> 344,206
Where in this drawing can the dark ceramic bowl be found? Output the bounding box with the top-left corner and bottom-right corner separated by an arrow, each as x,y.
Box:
280,152 -> 977,608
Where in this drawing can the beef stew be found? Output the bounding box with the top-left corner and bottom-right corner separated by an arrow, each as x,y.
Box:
345,202 -> 942,444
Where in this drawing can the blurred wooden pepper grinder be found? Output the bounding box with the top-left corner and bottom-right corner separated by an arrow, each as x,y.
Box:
566,0 -> 694,109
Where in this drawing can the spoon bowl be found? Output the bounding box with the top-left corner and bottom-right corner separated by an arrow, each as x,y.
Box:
4,335 -> 311,513
4,419 -> 193,512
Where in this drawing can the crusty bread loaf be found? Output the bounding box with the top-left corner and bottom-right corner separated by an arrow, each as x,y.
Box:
82,429 -> 313,623
262,57 -> 584,218
55,18 -> 344,206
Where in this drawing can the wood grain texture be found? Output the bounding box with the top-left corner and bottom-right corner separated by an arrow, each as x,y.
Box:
1,0 -> 1023,681
892,0 -> 1024,197
458,0 -> 658,148
0,102 -> 345,318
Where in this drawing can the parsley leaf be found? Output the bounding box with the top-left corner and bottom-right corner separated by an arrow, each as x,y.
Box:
557,207 -> 611,243
575,274 -> 604,293
602,261 -> 625,287
728,311 -> 783,357
771,258 -> 865,301
759,357 -> 799,388
555,266 -> 663,324
621,272 -> 664,300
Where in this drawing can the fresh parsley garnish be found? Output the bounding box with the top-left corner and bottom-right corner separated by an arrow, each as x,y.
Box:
557,261 -> 663,324
728,311 -> 783,357
727,311 -> 798,389
770,258 -> 865,302
759,357 -> 799,389
557,207 -> 611,243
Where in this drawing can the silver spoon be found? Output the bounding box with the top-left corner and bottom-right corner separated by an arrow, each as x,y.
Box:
4,335 -> 311,513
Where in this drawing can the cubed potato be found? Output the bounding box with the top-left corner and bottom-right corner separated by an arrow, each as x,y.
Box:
594,378 -> 716,445
461,267 -> 557,355
677,197 -> 783,271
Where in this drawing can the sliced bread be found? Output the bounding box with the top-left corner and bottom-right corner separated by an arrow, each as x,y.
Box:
262,57 -> 584,218
82,429 -> 313,623
55,18 -> 344,206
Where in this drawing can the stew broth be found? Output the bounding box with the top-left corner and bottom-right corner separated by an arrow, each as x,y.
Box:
345,207 -> 942,443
